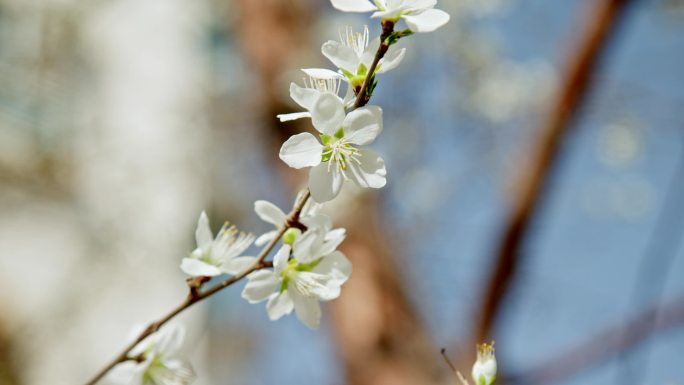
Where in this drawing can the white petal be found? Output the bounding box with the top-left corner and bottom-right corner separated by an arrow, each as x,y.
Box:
297,271 -> 341,300
372,7 -> 408,18
301,68 -> 345,80
348,148 -> 387,188
290,82 -> 319,110
107,361 -> 145,384
277,111 -> 311,122
319,229 -> 346,256
309,163 -> 343,203
311,93 -> 346,135
377,47 -> 406,74
180,258 -> 222,277
279,132 -> 323,169
254,200 -> 287,226
325,228 -> 347,242
361,38 -> 380,70
322,41 -> 360,74
155,325 -> 185,356
344,106 -> 383,145
300,213 -> 333,231
195,211 -> 213,250
222,256 -> 257,275
255,230 -> 278,247
403,8 -> 450,33
330,0 -> 377,12
290,289 -> 322,329
162,359 -> 196,383
242,270 -> 280,303
274,244 -> 291,274
293,230 -> 320,262
315,251 -> 353,285
266,292 -> 294,320
405,0 -> 437,11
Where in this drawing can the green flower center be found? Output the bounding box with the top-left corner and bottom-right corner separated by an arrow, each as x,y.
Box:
279,257 -> 322,293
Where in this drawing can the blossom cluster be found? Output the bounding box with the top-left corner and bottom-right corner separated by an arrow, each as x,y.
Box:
107,1 -> 449,383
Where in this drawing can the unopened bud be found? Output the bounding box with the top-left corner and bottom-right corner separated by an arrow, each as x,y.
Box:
472,341 -> 496,385
282,228 -> 302,246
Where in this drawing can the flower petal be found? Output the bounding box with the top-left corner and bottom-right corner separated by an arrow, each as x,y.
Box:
315,251 -> 353,285
222,256 -> 257,275
290,289 -> 322,329
254,200 -> 287,226
402,8 -> 450,33
330,0 -> 377,12
195,211 -> 213,250
344,106 -> 383,146
347,148 -> 387,188
319,229 -> 346,256
107,361 -> 146,384
290,82 -> 318,110
266,292 -> 294,320
293,230 -> 320,262
274,244 -> 291,274
242,270 -> 280,303
279,132 -> 323,169
405,0 -> 437,11
300,213 -> 333,231
322,41 -> 360,74
377,47 -> 406,74
361,38 -> 380,70
255,230 -> 278,247
311,93 -> 346,135
180,258 -> 222,277
277,111 -> 311,122
155,325 -> 185,356
309,163 -> 343,203
302,68 -> 345,80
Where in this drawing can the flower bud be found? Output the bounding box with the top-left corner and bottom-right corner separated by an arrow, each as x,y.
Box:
282,228 -> 302,246
472,342 -> 496,385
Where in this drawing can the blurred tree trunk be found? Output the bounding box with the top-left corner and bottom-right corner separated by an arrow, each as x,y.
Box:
233,1 -> 442,384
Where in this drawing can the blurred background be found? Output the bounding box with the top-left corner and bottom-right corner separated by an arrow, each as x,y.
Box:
0,0 -> 683,384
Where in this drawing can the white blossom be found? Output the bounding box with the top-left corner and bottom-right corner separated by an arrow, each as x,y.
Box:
253,191 -> 322,247
472,342 -> 497,385
107,325 -> 195,385
241,228 -> 351,329
330,0 -> 450,33
322,25 -> 405,88
277,69 -> 354,123
279,93 -> 386,203
180,211 -> 256,277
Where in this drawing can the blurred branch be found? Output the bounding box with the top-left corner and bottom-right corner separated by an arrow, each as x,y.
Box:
0,317 -> 22,385
474,0 -> 636,343
615,135 -> 684,385
506,294 -> 684,385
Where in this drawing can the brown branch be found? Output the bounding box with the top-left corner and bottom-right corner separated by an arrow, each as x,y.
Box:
352,20 -> 395,109
507,295 -> 684,385
82,191 -> 310,385
474,0 -> 636,343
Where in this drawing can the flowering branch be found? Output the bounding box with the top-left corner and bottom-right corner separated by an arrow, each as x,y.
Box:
83,190 -> 311,385
84,0 -> 451,382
